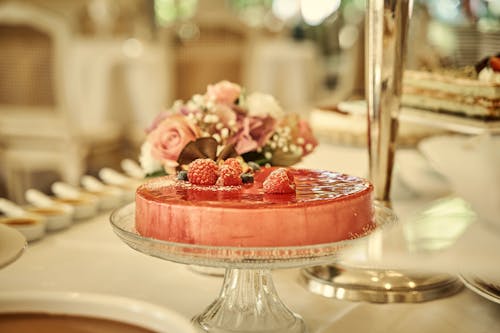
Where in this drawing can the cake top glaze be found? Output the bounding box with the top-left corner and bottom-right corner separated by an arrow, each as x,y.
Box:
137,167 -> 372,209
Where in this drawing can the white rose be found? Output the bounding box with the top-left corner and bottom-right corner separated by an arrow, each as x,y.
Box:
247,92 -> 284,119
139,141 -> 163,174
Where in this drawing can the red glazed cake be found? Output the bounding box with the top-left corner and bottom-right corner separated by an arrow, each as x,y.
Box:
135,167 -> 374,247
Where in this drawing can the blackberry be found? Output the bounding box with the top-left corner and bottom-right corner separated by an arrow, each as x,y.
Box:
177,170 -> 188,181
241,173 -> 254,184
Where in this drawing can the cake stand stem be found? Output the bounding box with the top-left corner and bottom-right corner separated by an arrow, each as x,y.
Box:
193,268 -> 305,333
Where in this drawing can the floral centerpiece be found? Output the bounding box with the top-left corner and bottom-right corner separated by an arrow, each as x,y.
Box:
140,81 -> 317,177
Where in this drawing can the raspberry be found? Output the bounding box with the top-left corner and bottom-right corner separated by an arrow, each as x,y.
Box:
187,159 -> 218,185
263,168 -> 295,194
217,165 -> 242,186
223,158 -> 243,175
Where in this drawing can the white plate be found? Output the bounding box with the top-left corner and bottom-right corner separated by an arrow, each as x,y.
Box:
460,275 -> 500,304
0,224 -> 26,269
0,291 -> 196,333
395,149 -> 451,197
419,134 -> 500,232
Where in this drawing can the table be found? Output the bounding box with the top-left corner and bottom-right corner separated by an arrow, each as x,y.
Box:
1,144 -> 500,332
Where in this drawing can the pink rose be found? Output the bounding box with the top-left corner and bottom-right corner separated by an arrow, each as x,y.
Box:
206,81 -> 241,105
297,119 -> 318,156
228,116 -> 277,155
147,115 -> 200,167
145,110 -> 170,133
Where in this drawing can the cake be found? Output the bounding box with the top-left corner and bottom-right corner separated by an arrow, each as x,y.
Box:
135,165 -> 374,247
134,81 -> 373,248
402,55 -> 500,119
310,101 -> 446,147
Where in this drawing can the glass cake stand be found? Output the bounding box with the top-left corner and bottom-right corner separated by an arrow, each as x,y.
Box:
110,203 -> 396,333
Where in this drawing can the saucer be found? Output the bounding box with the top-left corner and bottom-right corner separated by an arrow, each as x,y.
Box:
0,224 -> 26,269
460,275 -> 500,304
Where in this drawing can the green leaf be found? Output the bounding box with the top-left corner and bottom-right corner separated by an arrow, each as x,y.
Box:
241,151 -> 270,166
145,170 -> 168,178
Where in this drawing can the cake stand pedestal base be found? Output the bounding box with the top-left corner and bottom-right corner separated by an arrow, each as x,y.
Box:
301,264 -> 463,303
193,268 -> 305,333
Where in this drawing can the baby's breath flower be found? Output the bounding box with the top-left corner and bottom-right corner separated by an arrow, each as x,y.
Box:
213,133 -> 221,143
192,94 -> 204,105
172,100 -> 183,111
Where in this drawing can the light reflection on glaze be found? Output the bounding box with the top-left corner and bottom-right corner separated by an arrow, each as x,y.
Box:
138,168 -> 370,207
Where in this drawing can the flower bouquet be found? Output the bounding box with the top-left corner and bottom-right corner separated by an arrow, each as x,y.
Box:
139,81 -> 317,177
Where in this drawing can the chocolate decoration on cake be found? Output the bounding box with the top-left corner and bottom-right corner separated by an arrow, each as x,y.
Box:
178,137 -> 238,167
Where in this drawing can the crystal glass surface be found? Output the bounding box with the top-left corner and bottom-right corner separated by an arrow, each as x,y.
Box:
110,203 -> 395,333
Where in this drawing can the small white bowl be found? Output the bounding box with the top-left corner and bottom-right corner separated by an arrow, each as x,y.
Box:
26,206 -> 73,231
0,215 -> 46,242
85,187 -> 124,211
53,195 -> 99,220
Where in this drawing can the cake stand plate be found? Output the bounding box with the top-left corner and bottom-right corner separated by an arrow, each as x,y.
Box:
110,203 -> 396,333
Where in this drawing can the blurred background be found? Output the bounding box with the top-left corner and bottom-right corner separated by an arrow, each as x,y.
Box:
0,0 -> 499,202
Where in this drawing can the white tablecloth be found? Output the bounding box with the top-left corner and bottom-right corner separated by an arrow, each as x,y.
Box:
2,144 -> 500,332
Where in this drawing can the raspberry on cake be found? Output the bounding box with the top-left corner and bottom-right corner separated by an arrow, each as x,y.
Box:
135,166 -> 374,247
263,168 -> 295,194
216,165 -> 242,186
187,159 -> 218,185
222,158 -> 244,175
